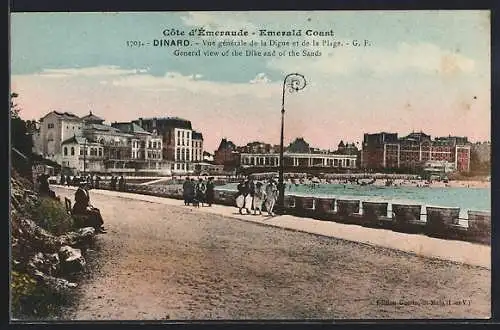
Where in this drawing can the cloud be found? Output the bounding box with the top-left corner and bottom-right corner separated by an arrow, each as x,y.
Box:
36,65 -> 148,78
267,42 -> 476,77
249,73 -> 271,84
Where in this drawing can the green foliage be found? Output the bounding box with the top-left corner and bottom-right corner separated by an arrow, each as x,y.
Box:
11,270 -> 72,318
11,271 -> 37,311
26,197 -> 75,235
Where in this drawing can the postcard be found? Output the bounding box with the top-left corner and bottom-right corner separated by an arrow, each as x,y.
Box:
10,10 -> 491,321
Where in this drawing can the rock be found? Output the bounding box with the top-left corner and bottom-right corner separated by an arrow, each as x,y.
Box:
59,245 -> 86,274
58,227 -> 95,247
27,252 -> 60,276
31,270 -> 77,294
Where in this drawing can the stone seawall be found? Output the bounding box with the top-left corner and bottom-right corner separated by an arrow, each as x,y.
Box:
95,183 -> 491,246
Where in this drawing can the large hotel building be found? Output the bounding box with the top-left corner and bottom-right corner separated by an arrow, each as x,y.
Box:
361,132 -> 471,172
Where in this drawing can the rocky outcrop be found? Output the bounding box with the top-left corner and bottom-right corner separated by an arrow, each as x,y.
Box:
11,170 -> 97,298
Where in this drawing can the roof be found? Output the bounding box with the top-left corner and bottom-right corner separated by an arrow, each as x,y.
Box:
134,117 -> 192,130
192,131 -> 203,140
40,110 -> 81,121
111,122 -> 151,135
84,123 -> 134,137
217,138 -> 236,151
61,135 -> 88,145
81,111 -> 104,123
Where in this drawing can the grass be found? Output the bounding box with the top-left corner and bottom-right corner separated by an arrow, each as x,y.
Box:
26,197 -> 76,235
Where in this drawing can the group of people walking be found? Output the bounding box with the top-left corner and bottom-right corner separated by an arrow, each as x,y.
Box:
182,177 -> 215,207
235,178 -> 278,216
109,175 -> 126,191
60,174 -> 102,189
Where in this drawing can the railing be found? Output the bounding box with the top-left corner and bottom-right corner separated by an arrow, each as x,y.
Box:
91,183 -> 491,245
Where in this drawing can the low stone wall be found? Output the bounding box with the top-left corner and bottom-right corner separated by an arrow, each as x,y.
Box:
97,183 -> 491,246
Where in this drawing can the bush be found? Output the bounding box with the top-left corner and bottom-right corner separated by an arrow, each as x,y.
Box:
11,270 -> 73,319
26,197 -> 75,235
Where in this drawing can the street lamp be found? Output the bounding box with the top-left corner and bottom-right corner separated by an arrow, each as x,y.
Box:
277,73 -> 307,215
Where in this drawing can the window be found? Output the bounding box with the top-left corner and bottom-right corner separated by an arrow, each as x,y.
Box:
79,148 -> 83,156
176,148 -> 181,161
187,132 -> 190,139
48,123 -> 54,129
71,147 -> 75,156
64,147 -> 68,156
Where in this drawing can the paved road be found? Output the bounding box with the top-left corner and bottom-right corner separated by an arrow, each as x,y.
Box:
54,187 -> 490,320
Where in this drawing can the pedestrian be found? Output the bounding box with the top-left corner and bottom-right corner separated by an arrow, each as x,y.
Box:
183,177 -> 191,205
95,175 -> 100,189
196,178 -> 207,207
118,175 -> 124,191
264,179 -> 278,216
110,176 -> 117,190
189,178 -> 197,206
245,178 -> 255,214
235,179 -> 249,214
205,177 -> 215,206
60,174 -> 66,185
253,182 -> 266,215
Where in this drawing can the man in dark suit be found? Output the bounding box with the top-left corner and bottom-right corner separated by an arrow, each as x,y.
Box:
72,182 -> 106,233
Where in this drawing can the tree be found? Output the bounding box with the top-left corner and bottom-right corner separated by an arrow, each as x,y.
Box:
10,92 -> 20,119
10,92 -> 34,177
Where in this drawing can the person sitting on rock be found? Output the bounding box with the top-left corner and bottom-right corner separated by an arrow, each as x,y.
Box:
72,182 -> 106,233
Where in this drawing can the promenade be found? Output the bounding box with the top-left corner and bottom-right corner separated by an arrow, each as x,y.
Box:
55,185 -> 490,269
52,186 -> 490,319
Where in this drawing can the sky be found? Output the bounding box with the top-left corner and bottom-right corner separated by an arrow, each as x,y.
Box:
10,11 -> 491,152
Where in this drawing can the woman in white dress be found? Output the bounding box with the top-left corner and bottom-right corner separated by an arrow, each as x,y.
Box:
264,180 -> 278,216
235,179 -> 249,214
252,182 -> 266,215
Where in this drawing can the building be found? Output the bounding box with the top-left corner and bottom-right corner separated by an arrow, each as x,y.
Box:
361,131 -> 471,173
111,122 -> 171,174
60,135 -> 105,174
193,163 -> 225,175
132,117 -> 200,174
237,141 -> 277,154
472,141 -> 491,163
34,111 -> 83,163
192,131 -> 204,162
81,112 -> 135,173
203,151 -> 214,162
239,137 -> 358,170
360,132 -> 399,170
214,138 -> 240,170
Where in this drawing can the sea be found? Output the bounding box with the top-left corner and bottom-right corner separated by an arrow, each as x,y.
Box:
216,183 -> 491,221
